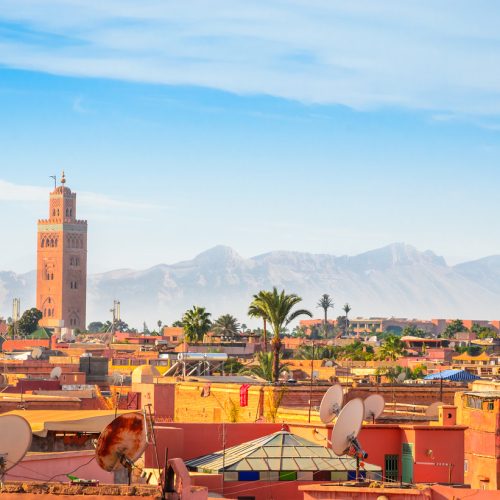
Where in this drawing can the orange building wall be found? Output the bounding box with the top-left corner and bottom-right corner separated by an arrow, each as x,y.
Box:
37,176 -> 87,330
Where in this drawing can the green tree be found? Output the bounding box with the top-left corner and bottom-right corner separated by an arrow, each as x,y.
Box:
172,320 -> 184,328
378,335 -> 405,361
295,344 -> 330,360
182,306 -> 212,342
471,323 -> 497,339
249,288 -> 312,382
223,357 -> 244,374
402,324 -> 428,338
212,314 -> 240,339
442,319 -> 467,339
343,303 -> 351,336
317,294 -> 334,337
239,351 -> 289,382
100,319 -> 129,333
249,291 -> 271,352
87,321 -> 104,333
17,308 -> 42,336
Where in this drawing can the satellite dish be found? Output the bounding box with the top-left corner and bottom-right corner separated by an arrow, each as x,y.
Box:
396,371 -> 407,383
0,374 -> 6,387
319,384 -> 344,424
95,412 -> 147,484
363,394 -> 385,422
50,366 -> 62,380
112,372 -> 124,385
331,398 -> 365,456
324,360 -> 333,367
31,347 -> 43,360
0,415 -> 32,478
425,401 -> 444,418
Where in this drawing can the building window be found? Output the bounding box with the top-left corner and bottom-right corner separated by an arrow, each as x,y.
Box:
464,459 -> 468,473
466,396 -> 482,409
487,401 -> 495,411
385,454 -> 399,482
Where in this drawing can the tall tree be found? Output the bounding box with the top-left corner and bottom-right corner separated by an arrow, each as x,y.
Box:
212,314 -> 240,339
249,287 -> 312,382
239,352 -> 289,382
342,303 -> 351,336
182,306 -> 212,343
442,319 -> 467,339
17,308 -> 42,336
317,294 -> 334,337
249,291 -> 271,352
378,335 -> 405,361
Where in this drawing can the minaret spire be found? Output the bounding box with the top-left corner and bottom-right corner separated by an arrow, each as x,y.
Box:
60,170 -> 66,185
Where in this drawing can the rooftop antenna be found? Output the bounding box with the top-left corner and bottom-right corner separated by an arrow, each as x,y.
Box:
319,384 -> 344,424
331,398 -> 367,483
95,412 -> 148,485
0,415 -> 32,484
363,394 -> 385,424
50,366 -> 62,380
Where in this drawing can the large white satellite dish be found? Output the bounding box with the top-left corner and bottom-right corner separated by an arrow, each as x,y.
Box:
363,394 -> 385,423
319,384 -> 343,424
331,398 -> 368,482
396,371 -> 407,383
0,415 -> 32,479
50,366 -> 62,380
425,401 -> 444,418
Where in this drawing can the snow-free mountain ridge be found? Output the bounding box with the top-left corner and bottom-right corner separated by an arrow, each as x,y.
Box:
1,243 -> 499,328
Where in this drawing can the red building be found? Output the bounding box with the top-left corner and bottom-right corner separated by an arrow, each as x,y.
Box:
37,171 -> 87,330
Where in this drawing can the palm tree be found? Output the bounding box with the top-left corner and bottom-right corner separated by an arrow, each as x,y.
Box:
342,303 -> 351,336
249,291 -> 271,352
239,352 -> 289,382
182,306 -> 212,343
249,287 -> 312,382
296,344 -> 329,360
317,294 -> 334,338
377,335 -> 405,361
212,314 -> 240,339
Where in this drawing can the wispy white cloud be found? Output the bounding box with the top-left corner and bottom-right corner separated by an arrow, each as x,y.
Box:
1,1 -> 500,115
0,179 -> 166,211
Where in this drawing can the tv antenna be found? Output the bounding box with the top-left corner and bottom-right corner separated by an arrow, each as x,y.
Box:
331,398 -> 367,483
0,415 -> 32,484
319,384 -> 344,424
50,366 -> 62,380
425,401 -> 444,418
95,412 -> 148,485
363,394 -> 385,423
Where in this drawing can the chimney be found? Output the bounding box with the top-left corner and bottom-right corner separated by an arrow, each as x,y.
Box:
439,405 -> 457,426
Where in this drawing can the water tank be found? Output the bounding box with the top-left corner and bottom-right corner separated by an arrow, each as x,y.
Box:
177,352 -> 228,362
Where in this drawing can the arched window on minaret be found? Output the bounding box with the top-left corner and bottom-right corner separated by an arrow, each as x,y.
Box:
41,239 -> 45,248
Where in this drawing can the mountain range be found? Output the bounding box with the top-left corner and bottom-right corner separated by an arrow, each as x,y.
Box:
1,243 -> 500,328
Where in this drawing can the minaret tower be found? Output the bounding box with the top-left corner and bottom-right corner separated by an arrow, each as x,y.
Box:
36,172 -> 87,330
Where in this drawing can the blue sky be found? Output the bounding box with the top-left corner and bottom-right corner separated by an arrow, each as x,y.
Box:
1,1 -> 500,273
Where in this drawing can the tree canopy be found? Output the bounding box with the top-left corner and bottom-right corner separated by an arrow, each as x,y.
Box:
212,314 -> 240,339
441,319 -> 467,339
182,306 -> 212,342
17,308 -> 42,336
377,335 -> 405,361
248,287 -> 311,382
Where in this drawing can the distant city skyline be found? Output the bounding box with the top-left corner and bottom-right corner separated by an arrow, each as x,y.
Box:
1,2 -> 500,273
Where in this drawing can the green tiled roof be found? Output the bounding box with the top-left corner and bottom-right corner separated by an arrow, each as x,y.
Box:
29,327 -> 50,339
185,430 -> 381,474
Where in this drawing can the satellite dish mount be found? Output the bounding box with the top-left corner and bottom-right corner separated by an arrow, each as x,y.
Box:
331,398 -> 368,483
